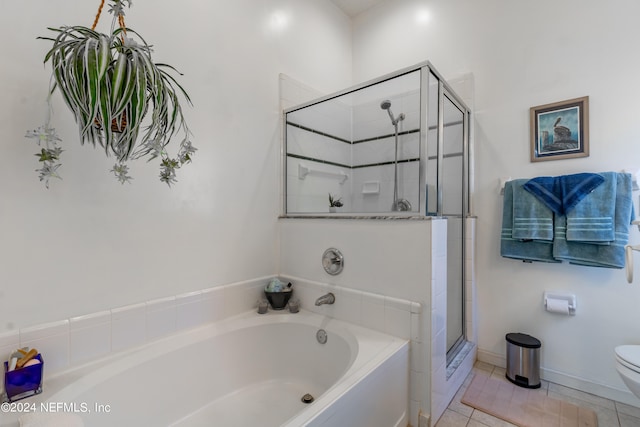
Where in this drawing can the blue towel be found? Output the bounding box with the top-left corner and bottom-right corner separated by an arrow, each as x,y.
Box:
566,171 -> 616,243
501,180 -> 560,263
523,173 -> 605,215
512,178 -> 554,241
553,172 -> 635,268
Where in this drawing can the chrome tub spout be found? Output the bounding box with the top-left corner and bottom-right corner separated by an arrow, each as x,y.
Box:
315,293 -> 335,306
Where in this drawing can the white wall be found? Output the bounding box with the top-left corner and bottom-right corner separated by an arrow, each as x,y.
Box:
353,0 -> 640,404
0,0 -> 352,331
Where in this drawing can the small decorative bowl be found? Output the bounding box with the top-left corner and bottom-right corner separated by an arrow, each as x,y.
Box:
265,290 -> 293,310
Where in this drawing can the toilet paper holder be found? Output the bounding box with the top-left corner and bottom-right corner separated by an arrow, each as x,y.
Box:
544,292 -> 576,315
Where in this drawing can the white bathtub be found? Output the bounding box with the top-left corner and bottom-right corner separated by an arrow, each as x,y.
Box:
2,310 -> 409,427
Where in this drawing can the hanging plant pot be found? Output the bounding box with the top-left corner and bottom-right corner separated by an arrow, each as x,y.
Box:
93,114 -> 127,133
25,0 -> 196,187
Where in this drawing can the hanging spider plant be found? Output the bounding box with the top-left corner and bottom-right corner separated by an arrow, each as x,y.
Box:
26,0 -> 196,186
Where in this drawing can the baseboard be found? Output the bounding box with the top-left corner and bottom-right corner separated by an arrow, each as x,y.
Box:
476,349 -> 506,369
418,411 -> 429,427
476,349 -> 640,408
393,411 -> 408,427
541,367 -> 640,408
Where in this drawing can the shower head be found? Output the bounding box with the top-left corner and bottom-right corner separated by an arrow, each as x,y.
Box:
380,99 -> 404,125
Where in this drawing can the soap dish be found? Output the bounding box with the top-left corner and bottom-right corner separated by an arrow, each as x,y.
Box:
362,181 -> 380,194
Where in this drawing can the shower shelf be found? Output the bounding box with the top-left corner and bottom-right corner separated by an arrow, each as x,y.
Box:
298,164 -> 348,184
362,181 -> 380,194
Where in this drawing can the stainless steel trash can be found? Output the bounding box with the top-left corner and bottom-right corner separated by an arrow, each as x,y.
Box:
505,333 -> 541,389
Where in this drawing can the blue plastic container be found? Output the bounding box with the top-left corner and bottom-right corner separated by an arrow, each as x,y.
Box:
3,354 -> 43,402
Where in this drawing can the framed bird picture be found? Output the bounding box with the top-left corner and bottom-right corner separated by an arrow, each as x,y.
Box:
530,96 -> 589,162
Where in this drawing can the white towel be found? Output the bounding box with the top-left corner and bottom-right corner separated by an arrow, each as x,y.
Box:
19,413 -> 84,427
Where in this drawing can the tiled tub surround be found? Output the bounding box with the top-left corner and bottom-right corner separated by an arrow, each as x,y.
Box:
0,277 -> 419,414
0,277 -> 266,397
278,216 -> 478,427
283,275 -> 426,427
0,278 -> 260,386
0,309 -> 409,427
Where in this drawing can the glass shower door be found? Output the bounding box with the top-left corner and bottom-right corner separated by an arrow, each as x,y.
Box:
441,91 -> 467,362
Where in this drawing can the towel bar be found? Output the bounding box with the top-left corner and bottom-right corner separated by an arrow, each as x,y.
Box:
298,164 -> 348,184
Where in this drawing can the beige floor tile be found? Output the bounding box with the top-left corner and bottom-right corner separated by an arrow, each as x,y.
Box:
449,380 -> 474,418
473,361 -> 495,374
538,378 -> 550,392
451,361 -> 636,427
490,366 -> 506,380
470,409 -> 518,427
463,371 -> 475,387
619,412 -> 640,427
548,382 -> 617,410
547,391 -> 619,427
435,409 -> 470,426
617,401 -> 640,419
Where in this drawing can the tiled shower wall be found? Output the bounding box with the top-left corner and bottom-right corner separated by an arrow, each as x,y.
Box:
350,70 -> 421,212
281,73 -> 422,213
284,80 -> 353,212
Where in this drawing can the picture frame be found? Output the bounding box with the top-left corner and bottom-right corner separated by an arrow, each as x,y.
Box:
530,96 -> 589,162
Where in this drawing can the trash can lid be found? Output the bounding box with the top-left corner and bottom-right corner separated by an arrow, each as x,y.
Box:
506,333 -> 541,348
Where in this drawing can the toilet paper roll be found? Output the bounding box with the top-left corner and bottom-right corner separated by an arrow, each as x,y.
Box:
546,298 -> 570,314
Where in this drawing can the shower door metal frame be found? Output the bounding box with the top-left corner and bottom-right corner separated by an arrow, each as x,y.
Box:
281,61 -> 472,362
443,87 -> 470,363
419,63 -> 472,364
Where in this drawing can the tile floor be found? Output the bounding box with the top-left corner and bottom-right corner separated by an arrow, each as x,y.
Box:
435,361 -> 640,427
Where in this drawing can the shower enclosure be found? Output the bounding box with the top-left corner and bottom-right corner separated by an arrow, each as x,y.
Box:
283,61 -> 471,362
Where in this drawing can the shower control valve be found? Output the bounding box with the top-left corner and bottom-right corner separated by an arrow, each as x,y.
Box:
322,248 -> 344,275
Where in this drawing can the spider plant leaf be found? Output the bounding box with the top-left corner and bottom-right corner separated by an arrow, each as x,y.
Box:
156,67 -> 191,139
152,80 -> 167,125
98,72 -> 113,155
139,52 -> 169,136
110,52 -> 128,112
118,52 -> 147,160
158,66 -> 193,106
85,121 -> 101,147
166,90 -> 182,139
52,65 -> 76,116
83,38 -> 100,137
65,43 -> 87,111
43,39 -> 76,64
96,34 -> 111,80
52,43 -> 89,130
113,58 -> 137,117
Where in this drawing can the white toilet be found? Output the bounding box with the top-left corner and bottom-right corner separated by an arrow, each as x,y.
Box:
615,345 -> 640,398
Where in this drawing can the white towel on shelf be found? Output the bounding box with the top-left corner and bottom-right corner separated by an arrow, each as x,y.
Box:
19,413 -> 84,427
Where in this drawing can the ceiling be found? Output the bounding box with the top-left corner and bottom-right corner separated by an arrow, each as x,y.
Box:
330,0 -> 387,17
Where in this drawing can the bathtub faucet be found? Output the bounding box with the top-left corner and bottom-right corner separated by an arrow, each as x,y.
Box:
315,293 -> 335,306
